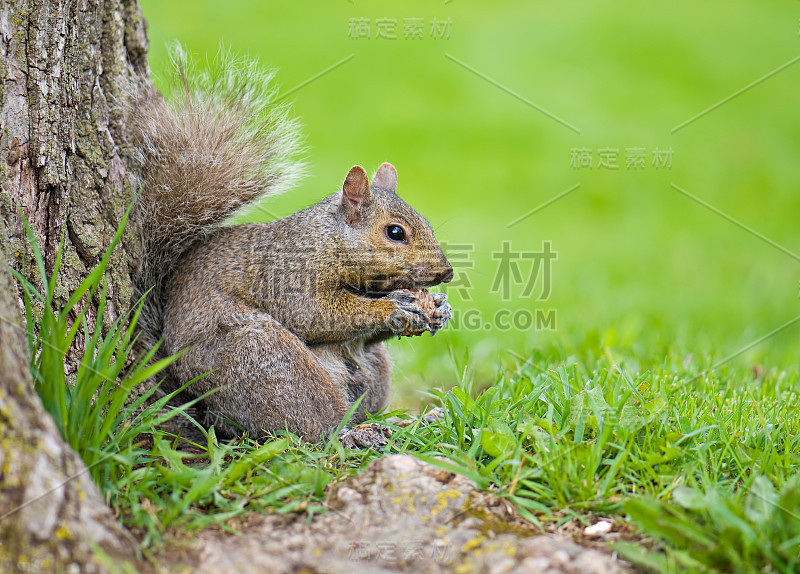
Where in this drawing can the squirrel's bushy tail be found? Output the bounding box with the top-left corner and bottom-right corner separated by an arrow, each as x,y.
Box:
132,43 -> 304,349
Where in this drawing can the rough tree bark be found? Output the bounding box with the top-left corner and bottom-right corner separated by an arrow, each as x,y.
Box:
0,0 -> 150,570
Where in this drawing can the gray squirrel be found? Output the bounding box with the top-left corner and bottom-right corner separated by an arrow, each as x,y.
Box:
131,47 -> 452,444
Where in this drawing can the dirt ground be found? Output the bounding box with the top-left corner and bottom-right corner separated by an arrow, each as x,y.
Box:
157,455 -> 634,573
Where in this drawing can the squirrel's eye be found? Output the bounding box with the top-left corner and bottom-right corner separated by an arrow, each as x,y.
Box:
386,225 -> 406,242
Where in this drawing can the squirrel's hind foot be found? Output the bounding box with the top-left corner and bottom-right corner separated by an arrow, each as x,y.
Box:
338,423 -> 392,450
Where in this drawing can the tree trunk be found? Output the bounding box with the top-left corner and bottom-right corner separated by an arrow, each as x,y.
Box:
0,0 -> 150,569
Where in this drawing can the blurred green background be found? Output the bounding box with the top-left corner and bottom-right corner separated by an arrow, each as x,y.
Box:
140,0 -> 800,406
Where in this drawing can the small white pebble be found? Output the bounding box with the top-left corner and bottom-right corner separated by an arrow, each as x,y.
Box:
583,520 -> 613,537
337,487 -> 363,504
551,549 -> 571,565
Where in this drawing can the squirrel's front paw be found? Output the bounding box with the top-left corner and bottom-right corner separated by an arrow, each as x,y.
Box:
387,290 -> 431,337
428,292 -> 452,335
339,423 -> 392,450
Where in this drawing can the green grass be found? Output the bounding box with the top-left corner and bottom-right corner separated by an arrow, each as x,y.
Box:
12,210 -> 192,488
421,352 -> 800,573
122,346 -> 800,573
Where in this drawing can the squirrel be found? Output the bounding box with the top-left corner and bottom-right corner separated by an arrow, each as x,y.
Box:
130,47 -> 453,444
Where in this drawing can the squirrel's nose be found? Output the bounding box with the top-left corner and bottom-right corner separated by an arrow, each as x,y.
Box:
438,262 -> 454,284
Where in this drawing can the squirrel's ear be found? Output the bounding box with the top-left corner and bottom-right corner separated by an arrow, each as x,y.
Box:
372,162 -> 398,194
342,165 -> 371,226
